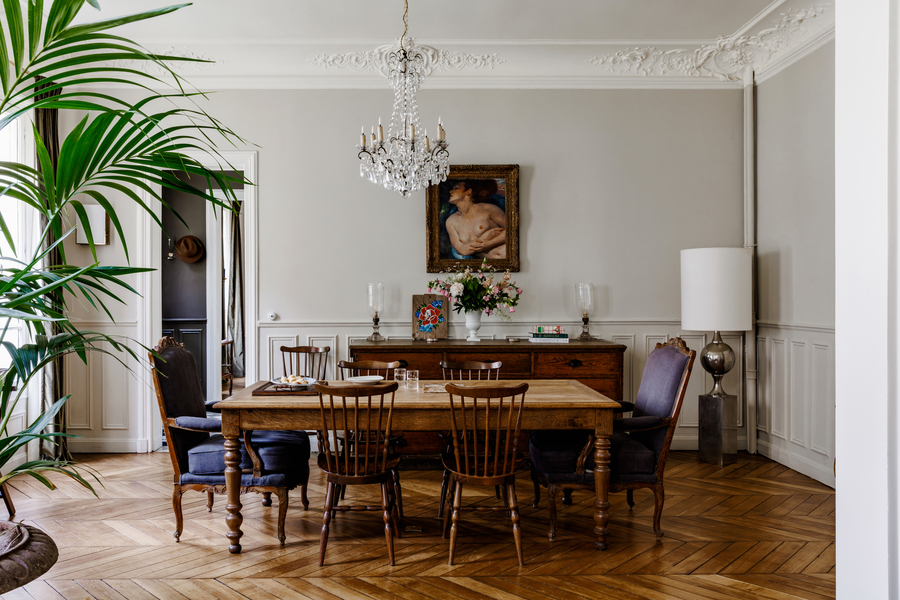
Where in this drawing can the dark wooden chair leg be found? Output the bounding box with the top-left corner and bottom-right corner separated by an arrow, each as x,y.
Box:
206,490 -> 214,512
448,480 -> 463,565
562,488 -> 574,505
507,481 -> 524,565
438,468 -> 451,518
300,483 -> 310,510
531,471 -> 541,509
442,476 -> 455,539
173,486 -> 184,542
627,489 -> 635,510
1,481 -> 15,517
390,478 -> 403,538
319,482 -> 335,566
276,488 -> 289,546
653,482 -> 665,540
262,491 -> 272,507
380,480 -> 396,566
392,469 -> 404,521
547,484 -> 559,540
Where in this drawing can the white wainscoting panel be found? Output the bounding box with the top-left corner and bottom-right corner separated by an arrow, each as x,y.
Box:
260,321 -> 748,451
757,323 -> 835,487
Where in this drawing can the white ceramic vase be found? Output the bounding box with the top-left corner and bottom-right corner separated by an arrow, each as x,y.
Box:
465,311 -> 483,342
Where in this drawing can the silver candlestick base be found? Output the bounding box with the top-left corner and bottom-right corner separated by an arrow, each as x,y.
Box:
700,331 -> 735,397
577,315 -> 595,340
367,315 -> 385,342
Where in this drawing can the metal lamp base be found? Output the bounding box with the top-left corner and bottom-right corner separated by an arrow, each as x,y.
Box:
698,331 -> 737,465
700,331 -> 735,397
367,316 -> 385,342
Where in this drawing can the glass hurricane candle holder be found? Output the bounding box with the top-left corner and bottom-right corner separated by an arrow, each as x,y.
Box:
575,283 -> 596,340
367,282 -> 385,342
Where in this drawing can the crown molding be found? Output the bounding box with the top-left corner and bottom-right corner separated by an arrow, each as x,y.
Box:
753,22 -> 834,84
82,2 -> 832,91
588,3 -> 833,83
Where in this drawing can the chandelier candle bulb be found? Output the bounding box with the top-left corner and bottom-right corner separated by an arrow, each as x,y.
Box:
360,127 -> 366,148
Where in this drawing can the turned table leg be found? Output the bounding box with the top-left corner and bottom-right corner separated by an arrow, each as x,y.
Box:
593,410 -> 612,550
222,409 -> 244,554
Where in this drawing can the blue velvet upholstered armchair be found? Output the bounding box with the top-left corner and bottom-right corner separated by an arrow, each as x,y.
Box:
529,337 -> 695,540
150,337 -> 310,545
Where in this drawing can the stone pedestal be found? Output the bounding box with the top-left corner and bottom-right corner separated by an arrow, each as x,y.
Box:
698,394 -> 737,465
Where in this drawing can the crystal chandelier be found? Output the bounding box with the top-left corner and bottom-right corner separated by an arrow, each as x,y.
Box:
357,0 -> 449,198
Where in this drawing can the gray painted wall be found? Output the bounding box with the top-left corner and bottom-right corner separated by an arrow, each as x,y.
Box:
757,41 -> 835,328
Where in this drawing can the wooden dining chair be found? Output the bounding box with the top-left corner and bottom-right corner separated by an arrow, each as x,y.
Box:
335,360 -> 405,510
440,360 -> 502,381
437,360 -> 503,518
337,360 -> 401,380
442,382 -> 529,566
280,345 -> 330,380
221,339 -> 234,396
314,382 -> 402,566
529,337 -> 695,541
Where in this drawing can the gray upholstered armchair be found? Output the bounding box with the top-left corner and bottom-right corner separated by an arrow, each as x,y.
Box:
150,337 -> 310,545
529,337 -> 695,540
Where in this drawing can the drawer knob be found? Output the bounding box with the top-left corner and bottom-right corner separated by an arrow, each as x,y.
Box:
568,359 -> 582,367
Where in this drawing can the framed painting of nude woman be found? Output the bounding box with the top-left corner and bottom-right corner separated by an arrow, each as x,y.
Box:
426,164 -> 519,273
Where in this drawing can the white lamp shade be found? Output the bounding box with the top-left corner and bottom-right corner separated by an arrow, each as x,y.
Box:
681,247 -> 752,332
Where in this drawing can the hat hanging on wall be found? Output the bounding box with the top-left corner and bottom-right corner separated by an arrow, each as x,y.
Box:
174,235 -> 205,263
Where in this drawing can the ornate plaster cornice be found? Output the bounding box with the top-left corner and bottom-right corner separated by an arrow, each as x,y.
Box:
307,39 -> 504,77
588,3 -> 832,82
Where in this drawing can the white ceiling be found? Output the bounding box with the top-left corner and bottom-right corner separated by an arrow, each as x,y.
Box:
74,0 -> 834,89
88,0 -> 778,44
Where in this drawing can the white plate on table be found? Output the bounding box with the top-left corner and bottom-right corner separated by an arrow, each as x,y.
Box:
270,377 -> 316,388
346,375 -> 384,384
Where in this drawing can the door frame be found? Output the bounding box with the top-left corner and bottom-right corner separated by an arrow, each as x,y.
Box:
143,150 -> 258,447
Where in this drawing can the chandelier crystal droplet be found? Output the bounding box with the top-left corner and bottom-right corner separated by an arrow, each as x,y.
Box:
356,0 -> 449,197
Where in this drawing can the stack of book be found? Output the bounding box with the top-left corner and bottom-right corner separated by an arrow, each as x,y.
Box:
529,326 -> 568,343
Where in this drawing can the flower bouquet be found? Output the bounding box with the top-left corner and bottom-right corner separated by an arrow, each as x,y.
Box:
427,260 -> 522,319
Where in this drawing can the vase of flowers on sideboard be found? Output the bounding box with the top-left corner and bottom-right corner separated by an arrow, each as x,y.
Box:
428,260 -> 523,342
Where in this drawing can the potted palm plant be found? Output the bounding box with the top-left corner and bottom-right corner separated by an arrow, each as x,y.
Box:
0,0 -> 245,592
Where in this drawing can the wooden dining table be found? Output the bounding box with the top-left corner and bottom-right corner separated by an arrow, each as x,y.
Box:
214,379 -> 620,554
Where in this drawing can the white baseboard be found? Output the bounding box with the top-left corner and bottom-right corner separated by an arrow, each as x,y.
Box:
757,439 -> 835,488
670,434 -> 749,452
68,439 -> 148,453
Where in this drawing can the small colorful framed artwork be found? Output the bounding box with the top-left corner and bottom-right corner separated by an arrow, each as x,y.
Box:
412,294 -> 449,340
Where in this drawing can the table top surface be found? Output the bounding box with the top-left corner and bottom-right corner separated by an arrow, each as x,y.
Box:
215,379 -> 621,411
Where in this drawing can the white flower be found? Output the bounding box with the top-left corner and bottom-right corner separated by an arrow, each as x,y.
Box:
449,282 -> 464,297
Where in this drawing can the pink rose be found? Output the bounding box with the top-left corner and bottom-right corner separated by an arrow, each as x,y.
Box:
510,307 -> 515,313
517,288 -> 523,294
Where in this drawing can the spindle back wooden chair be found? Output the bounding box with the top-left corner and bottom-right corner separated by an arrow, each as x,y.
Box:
437,360 -> 504,517
280,345 -> 330,380
337,360 -> 401,380
335,359 -> 404,510
440,360 -> 502,381
442,382 -> 529,565
314,381 -> 402,566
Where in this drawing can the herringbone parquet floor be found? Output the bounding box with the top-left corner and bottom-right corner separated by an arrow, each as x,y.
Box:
1,451 -> 835,599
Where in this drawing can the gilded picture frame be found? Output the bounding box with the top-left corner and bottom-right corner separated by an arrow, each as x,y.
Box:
426,164 -> 520,273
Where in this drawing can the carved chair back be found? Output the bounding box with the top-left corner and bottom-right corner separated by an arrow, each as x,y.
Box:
337,360 -> 401,381
315,382 -> 399,477
441,360 -> 502,381
149,338 -> 207,477
280,345 -> 330,380
445,382 -> 528,479
633,337 -> 696,478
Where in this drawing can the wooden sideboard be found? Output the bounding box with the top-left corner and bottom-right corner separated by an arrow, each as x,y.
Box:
350,338 -> 626,457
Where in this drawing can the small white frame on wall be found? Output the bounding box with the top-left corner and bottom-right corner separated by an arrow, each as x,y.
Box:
75,204 -> 110,245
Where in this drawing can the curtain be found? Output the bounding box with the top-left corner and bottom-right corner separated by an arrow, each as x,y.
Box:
34,77 -> 68,461
225,200 -> 244,378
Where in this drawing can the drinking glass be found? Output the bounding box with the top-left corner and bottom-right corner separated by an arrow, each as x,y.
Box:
406,370 -> 419,391
394,368 -> 406,388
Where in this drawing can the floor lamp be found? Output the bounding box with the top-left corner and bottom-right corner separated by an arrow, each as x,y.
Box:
681,247 -> 752,465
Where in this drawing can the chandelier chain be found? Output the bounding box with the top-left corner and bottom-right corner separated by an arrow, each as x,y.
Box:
401,0 -> 409,52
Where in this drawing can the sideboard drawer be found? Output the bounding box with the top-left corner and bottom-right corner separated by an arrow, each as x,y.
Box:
533,351 -> 621,378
